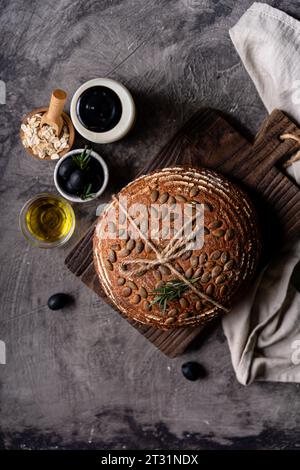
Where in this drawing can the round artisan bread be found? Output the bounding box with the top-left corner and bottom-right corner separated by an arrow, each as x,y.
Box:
93,166 -> 261,329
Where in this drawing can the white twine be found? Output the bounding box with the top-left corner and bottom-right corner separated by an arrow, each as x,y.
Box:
280,133 -> 300,168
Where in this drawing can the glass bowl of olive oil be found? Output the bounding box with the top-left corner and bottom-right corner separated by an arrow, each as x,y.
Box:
19,193 -> 75,248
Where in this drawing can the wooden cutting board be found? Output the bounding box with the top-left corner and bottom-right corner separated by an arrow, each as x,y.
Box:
65,108 -> 300,357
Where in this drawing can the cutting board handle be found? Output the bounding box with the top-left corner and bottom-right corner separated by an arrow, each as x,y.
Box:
249,109 -> 300,177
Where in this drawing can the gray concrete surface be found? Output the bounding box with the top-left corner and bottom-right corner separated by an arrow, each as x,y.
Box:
1,0 -> 300,450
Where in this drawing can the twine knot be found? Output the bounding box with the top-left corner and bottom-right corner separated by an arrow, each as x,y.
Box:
112,195 -> 230,313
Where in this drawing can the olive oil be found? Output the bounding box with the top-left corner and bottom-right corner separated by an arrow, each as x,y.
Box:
24,195 -> 74,244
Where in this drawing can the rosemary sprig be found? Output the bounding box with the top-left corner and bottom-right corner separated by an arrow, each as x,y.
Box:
80,183 -> 94,200
150,277 -> 199,312
73,146 -> 92,170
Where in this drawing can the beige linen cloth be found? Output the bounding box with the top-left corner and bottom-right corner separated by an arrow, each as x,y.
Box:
222,2 -> 300,384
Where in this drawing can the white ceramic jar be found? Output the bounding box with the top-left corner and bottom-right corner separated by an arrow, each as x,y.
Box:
70,78 -> 136,144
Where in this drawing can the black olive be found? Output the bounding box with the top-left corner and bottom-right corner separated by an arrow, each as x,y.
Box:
58,158 -> 76,179
181,362 -> 206,381
47,293 -> 73,310
64,179 -> 78,195
68,169 -> 86,192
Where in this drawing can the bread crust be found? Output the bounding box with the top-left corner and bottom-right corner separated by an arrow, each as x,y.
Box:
93,166 -> 261,329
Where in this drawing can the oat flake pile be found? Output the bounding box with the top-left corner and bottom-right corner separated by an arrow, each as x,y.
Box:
21,112 -> 70,159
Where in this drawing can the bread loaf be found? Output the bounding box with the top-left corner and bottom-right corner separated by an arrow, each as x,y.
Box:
93,166 -> 261,329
